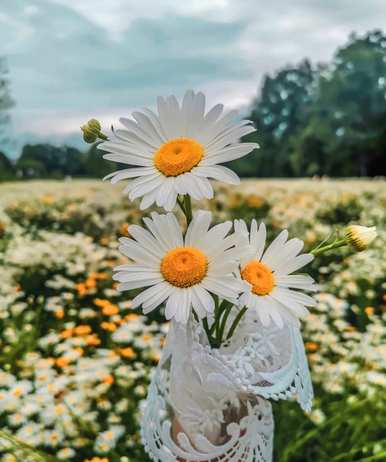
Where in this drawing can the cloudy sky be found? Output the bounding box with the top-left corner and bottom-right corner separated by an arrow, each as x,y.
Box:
1,0 -> 386,155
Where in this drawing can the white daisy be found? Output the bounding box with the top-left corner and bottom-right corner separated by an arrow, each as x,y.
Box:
114,211 -> 244,323
235,219 -> 318,328
100,90 -> 258,211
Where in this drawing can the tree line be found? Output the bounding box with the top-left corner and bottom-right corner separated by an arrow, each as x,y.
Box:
1,29 -> 386,180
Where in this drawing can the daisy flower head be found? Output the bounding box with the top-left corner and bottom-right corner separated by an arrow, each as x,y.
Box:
234,219 -> 318,328
113,211 -> 244,324
100,90 -> 258,211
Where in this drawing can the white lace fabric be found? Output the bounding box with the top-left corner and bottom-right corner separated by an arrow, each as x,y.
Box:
141,312 -> 313,461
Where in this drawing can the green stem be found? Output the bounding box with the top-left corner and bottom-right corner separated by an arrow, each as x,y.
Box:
0,430 -> 54,461
183,195 -> 193,225
311,238 -> 347,256
226,306 -> 248,340
213,295 -> 221,338
218,301 -> 234,343
202,317 -> 218,348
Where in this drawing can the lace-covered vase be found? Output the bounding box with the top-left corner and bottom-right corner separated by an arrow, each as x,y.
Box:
141,311 -> 312,461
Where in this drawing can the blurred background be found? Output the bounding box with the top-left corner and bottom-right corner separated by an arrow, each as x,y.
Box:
0,1 -> 385,462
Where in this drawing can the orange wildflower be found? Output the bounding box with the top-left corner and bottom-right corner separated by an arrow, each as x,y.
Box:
305,342 -> 319,352
56,357 -> 70,368
246,194 -> 264,208
73,348 -> 84,356
90,272 -> 109,280
125,313 -> 139,321
120,347 -> 136,359
119,223 -> 130,236
84,458 -> 109,462
74,325 -> 92,336
55,308 -> 64,319
101,322 -> 116,332
60,328 -> 73,339
85,334 -> 101,346
102,304 -> 119,316
75,283 -> 88,296
102,374 -> 114,385
85,277 -> 97,289
364,306 -> 374,316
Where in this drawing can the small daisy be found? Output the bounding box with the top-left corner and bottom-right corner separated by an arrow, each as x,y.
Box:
235,219 -> 318,328
113,211 -> 244,323
100,90 -> 258,210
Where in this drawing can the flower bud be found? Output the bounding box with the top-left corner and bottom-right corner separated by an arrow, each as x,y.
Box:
81,118 -> 102,143
345,225 -> 377,251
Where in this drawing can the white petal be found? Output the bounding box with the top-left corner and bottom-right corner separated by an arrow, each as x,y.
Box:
118,238 -> 160,266
131,111 -> 165,145
200,143 -> 257,166
185,210 -> 212,247
143,213 -> 175,251
117,277 -> 163,291
192,165 -> 240,185
118,118 -> 159,149
252,222 -> 266,261
127,174 -> 164,200
142,283 -> 174,314
103,167 -> 156,183
139,190 -> 158,210
189,174 -> 214,199
113,270 -> 161,282
192,285 -> 215,317
205,124 -> 256,153
141,107 -> 168,142
132,282 -> 173,309
202,276 -> 241,300
261,230 -> 288,267
270,287 -> 311,318
275,274 -> 317,291
269,238 -> 304,272
275,254 -> 314,275
254,297 -> 272,327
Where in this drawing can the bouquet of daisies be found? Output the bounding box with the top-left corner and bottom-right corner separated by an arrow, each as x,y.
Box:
81,91 -> 377,462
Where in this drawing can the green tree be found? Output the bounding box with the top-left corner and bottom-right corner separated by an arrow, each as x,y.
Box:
0,151 -> 15,180
16,144 -> 85,178
246,59 -> 317,177
291,30 -> 386,177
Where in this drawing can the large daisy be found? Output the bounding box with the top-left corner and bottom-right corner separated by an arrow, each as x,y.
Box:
100,90 -> 258,211
114,211 -> 244,323
234,219 -> 318,328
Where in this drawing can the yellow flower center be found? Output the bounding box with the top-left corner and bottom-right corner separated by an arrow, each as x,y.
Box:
161,247 -> 208,288
154,138 -> 204,176
241,260 -> 275,296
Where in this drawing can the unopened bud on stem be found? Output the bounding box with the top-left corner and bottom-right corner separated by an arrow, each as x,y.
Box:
345,225 -> 377,252
81,119 -> 108,143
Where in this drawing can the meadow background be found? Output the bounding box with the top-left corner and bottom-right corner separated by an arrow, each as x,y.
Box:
1,1 -> 386,461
